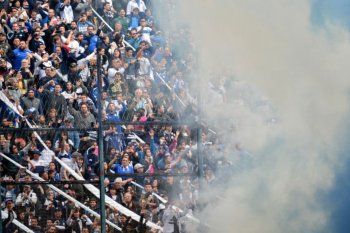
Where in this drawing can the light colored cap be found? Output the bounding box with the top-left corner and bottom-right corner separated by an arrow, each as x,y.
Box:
114,177 -> 123,183
134,163 -> 144,170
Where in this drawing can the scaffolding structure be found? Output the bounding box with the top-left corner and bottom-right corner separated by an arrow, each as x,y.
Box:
0,84 -> 204,232
0,5 -> 208,231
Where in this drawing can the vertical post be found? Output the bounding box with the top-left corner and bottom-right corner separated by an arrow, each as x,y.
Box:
97,54 -> 106,233
197,79 -> 204,181
196,78 -> 205,232
197,126 -> 203,179
0,181 -> 2,233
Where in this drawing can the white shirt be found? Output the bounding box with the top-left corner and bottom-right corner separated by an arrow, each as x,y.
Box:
126,0 -> 146,15
60,4 -> 74,23
40,149 -> 55,167
162,206 -> 182,233
68,40 -> 85,58
137,57 -> 151,76
1,209 -> 17,219
107,67 -> 125,84
15,191 -> 38,206
137,26 -> 152,44
61,91 -> 77,100
28,158 -> 46,170
110,99 -> 127,114
77,51 -> 95,82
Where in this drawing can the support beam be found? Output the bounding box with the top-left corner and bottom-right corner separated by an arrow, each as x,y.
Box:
97,54 -> 106,233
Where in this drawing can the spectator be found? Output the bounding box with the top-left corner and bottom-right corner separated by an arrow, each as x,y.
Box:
59,0 -> 74,23
124,46 -> 138,86
15,184 -> 37,208
12,40 -> 31,71
128,7 -> 140,30
136,47 -> 151,76
107,59 -> 125,83
0,0 -> 216,231
68,101 -> 96,129
137,18 -> 152,45
126,0 -> 146,16
113,9 -> 129,34
2,144 -> 22,177
101,2 -> 115,28
48,162 -> 61,181
1,199 -> 17,233
20,88 -> 42,115
9,22 -> 28,43
113,154 -> 134,177
66,208 -> 93,232
0,31 -> 13,60
27,149 -> 46,173
42,83 -> 67,119
57,116 -> 80,150
122,191 -> 137,212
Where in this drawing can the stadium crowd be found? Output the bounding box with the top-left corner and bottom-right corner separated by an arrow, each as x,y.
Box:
0,0 -> 226,232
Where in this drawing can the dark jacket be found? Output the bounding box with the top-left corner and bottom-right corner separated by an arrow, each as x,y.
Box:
68,103 -> 96,129
42,91 -> 67,119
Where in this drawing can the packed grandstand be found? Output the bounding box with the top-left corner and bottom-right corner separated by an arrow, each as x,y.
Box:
0,0 -> 235,232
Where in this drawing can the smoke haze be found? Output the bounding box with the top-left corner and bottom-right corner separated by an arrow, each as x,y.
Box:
154,0 -> 350,232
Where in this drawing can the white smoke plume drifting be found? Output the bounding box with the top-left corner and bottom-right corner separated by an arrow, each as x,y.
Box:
154,0 -> 350,232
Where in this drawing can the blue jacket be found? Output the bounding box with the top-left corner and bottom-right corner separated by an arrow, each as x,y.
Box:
88,35 -> 99,53
106,112 -> 124,136
12,48 -> 31,70
77,21 -> 94,33
129,14 -> 140,29
114,164 -> 134,178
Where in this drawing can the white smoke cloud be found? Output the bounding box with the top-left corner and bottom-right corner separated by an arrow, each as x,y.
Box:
154,0 -> 350,232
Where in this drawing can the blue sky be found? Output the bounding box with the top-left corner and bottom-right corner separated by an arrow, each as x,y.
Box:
311,0 -> 350,29
311,1 -> 350,233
